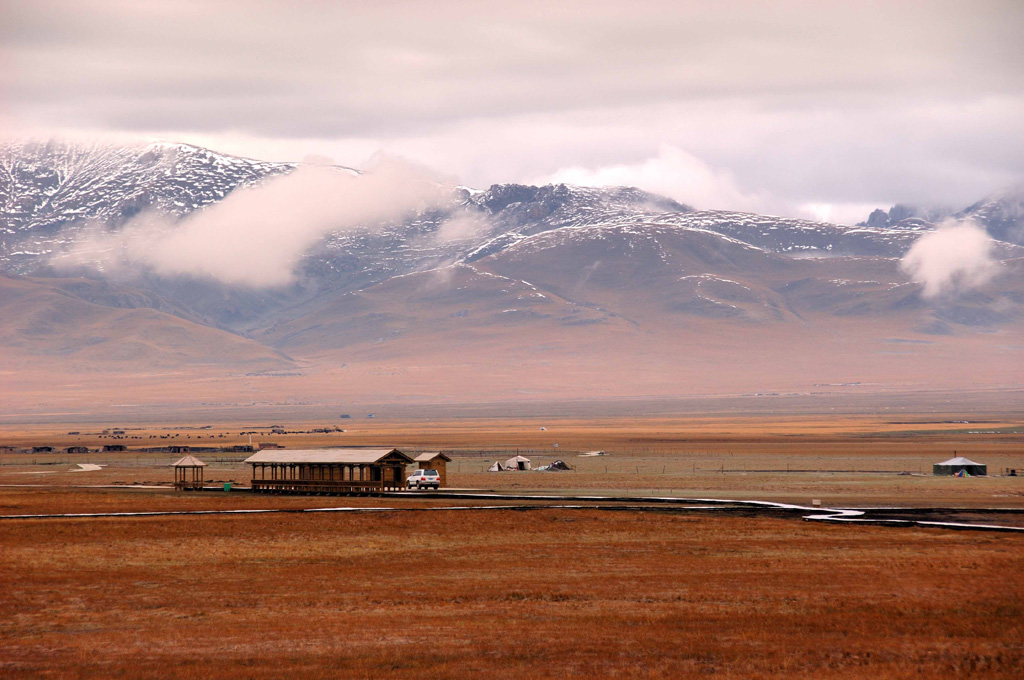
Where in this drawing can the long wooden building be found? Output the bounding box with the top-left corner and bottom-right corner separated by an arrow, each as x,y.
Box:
244,448 -> 413,494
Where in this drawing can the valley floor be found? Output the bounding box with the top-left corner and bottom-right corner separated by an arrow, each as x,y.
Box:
2,412 -> 1023,507
1,415 -> 1022,678
1,497 -> 1022,679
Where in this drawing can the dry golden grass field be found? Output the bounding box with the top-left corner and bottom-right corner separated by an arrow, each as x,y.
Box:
1,504 -> 1023,679
1,415 -> 1023,678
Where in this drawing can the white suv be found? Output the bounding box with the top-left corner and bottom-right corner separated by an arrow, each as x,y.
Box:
407,469 -> 440,490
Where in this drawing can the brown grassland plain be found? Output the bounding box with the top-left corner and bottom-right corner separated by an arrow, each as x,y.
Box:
1,415 -> 1023,678
1,506 -> 1023,679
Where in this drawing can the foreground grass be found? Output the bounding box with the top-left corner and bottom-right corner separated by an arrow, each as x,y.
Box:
1,502 -> 1022,679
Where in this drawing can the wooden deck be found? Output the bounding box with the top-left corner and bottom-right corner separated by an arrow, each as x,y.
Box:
251,479 -> 400,494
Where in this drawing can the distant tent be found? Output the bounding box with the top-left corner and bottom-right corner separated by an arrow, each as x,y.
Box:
548,459 -> 572,471
487,461 -> 506,472
933,456 -> 987,477
505,455 -> 531,471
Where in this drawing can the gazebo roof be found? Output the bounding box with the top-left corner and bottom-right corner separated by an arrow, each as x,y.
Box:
172,455 -> 207,467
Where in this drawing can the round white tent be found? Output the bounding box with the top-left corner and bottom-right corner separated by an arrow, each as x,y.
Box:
933,456 -> 987,476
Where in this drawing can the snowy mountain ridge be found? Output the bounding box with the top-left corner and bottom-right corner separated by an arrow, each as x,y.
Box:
0,140 -> 302,232
1,140 -> 1023,335
0,140 -> 971,271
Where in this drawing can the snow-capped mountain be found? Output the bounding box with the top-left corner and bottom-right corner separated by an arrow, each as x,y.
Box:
859,187 -> 1024,246
0,140 -> 306,274
958,184 -> 1024,245
0,142 -> 1021,326
298,182 -> 944,308
0,140 -> 301,230
0,140 -> 985,284
1,141 -> 1022,412
858,204 -> 954,230
2,139 -> 1022,334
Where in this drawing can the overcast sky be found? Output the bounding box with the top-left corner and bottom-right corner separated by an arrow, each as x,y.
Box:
2,0 -> 1022,223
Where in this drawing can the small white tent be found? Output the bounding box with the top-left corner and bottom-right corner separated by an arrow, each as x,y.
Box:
505,455 -> 531,471
487,461 -> 506,472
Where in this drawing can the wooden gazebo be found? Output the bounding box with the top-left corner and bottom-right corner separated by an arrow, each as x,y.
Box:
245,448 -> 414,495
172,455 -> 207,491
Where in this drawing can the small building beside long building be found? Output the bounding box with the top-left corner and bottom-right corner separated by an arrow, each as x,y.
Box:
244,448 -> 413,494
414,451 -> 451,486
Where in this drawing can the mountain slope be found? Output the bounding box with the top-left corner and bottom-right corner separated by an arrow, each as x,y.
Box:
251,219 -> 1024,375
0,275 -> 293,369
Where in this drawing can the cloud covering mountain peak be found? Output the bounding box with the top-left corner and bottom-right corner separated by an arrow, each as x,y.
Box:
53,159 -> 450,287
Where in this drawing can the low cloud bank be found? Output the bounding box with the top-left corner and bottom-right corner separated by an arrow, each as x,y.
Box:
535,145 -> 776,215
54,158 -> 449,287
900,220 -> 998,298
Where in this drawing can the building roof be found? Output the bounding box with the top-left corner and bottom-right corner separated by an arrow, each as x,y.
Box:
935,456 -> 984,466
172,455 -> 207,467
414,452 -> 452,462
243,448 -> 413,465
